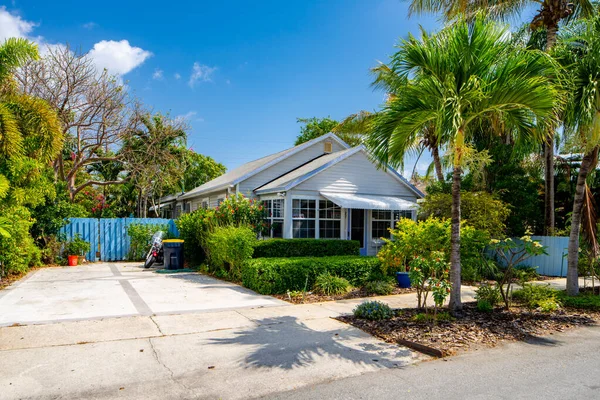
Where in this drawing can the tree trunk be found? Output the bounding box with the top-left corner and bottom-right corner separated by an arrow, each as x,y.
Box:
544,140 -> 555,235
448,166 -> 463,313
542,22 -> 559,235
432,146 -> 444,182
567,147 -> 599,296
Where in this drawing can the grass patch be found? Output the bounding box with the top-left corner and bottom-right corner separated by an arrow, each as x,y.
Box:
557,291 -> 600,311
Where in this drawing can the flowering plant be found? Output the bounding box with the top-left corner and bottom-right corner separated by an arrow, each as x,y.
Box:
408,250 -> 451,320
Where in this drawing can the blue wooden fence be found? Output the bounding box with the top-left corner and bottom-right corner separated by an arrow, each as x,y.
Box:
490,236 -> 569,277
60,218 -> 179,262
516,236 -> 569,277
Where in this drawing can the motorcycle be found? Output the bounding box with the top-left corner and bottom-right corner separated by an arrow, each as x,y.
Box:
144,231 -> 165,268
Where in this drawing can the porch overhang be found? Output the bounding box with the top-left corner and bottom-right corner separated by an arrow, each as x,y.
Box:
320,192 -> 418,210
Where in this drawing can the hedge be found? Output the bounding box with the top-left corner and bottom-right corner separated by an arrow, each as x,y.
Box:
241,256 -> 382,295
252,239 -> 360,258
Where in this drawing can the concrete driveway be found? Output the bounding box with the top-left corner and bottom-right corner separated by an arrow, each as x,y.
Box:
0,263 -> 284,326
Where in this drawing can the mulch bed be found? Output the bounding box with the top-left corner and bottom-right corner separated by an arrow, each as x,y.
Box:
337,302 -> 599,357
274,286 -> 416,304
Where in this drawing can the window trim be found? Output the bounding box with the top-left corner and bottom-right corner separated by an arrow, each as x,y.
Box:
370,209 -> 414,243
292,197 -> 318,239
263,198 -> 285,238
318,199 -> 342,239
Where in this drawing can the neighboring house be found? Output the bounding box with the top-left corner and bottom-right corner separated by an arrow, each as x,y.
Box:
176,133 -> 423,255
148,193 -> 181,219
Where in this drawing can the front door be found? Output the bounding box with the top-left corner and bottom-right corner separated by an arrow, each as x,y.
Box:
350,209 -> 367,256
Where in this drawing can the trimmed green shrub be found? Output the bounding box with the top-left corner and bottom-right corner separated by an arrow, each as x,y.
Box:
205,225 -> 257,280
364,279 -> 395,296
512,284 -> 560,310
0,206 -> 43,278
477,300 -> 494,313
241,256 -> 382,295
253,239 -> 360,258
475,284 -> 501,306
63,234 -> 91,257
353,301 -> 394,320
314,272 -> 350,295
557,292 -> 600,311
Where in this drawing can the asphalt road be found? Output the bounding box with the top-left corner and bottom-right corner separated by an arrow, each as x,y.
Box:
263,325 -> 600,400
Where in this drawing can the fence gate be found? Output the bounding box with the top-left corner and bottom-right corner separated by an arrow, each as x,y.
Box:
62,217 -> 177,262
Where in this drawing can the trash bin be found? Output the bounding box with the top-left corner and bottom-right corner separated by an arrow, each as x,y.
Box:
163,239 -> 185,270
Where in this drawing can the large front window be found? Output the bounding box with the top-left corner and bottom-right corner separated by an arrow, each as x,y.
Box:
263,199 -> 284,238
319,200 -> 341,239
293,199 -> 316,238
372,210 -> 413,241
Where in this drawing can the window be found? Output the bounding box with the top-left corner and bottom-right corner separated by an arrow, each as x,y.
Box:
372,210 -> 392,240
217,197 -> 225,207
292,199 -> 316,238
201,198 -> 209,209
319,200 -> 341,239
263,199 -> 285,238
372,210 -> 413,241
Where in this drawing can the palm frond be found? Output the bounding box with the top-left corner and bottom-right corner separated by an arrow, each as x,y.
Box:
0,102 -> 23,157
0,38 -> 39,84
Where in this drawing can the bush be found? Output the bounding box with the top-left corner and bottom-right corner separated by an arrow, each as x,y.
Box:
314,272 -> 350,295
175,194 -> 267,264
364,279 -> 395,295
0,206 -> 42,278
63,234 -> 91,257
412,311 -> 454,322
353,301 -> 394,320
205,225 -> 257,280
253,239 -> 360,258
377,217 -> 489,281
127,223 -> 169,260
477,300 -> 494,313
512,284 -> 559,310
475,284 -> 501,306
557,292 -> 600,311
241,256 -> 382,295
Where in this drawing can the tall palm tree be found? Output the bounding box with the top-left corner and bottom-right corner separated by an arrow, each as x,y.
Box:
559,13 -> 600,295
408,0 -> 595,235
367,17 -> 560,312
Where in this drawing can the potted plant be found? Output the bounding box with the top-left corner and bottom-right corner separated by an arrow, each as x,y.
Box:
64,234 -> 91,266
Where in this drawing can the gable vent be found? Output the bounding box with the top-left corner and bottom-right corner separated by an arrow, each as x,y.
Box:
324,141 -> 333,153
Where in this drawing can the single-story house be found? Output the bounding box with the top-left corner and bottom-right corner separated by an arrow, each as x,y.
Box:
174,133 -> 423,256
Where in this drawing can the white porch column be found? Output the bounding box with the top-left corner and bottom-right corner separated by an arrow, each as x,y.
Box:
283,193 -> 293,239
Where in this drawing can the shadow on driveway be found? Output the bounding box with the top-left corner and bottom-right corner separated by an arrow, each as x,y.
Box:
208,315 -> 413,370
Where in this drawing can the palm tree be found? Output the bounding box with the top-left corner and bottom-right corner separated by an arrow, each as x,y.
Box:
559,13 -> 600,295
367,17 -> 560,312
409,0 -> 595,235
0,38 -> 63,206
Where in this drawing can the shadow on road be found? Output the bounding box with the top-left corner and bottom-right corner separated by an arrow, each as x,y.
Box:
209,315 -> 412,370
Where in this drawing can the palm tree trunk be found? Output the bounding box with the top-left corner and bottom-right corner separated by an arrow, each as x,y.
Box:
544,141 -> 555,235
432,146 -> 444,182
448,165 -> 462,312
542,22 -> 559,235
567,147 -> 599,296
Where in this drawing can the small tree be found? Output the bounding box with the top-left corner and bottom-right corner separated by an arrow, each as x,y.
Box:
487,236 -> 547,309
408,251 -> 451,322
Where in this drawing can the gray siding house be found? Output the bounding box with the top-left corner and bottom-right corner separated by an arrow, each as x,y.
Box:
177,133 -> 423,255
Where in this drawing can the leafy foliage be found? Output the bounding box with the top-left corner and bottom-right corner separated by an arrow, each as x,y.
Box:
408,251 -> 452,315
205,225 -> 257,280
253,239 -> 360,258
363,279 -> 396,295
241,256 -> 382,295
512,284 -> 560,311
294,117 -> 362,147
353,301 -> 394,320
419,191 -> 510,237
314,272 -> 351,295
63,234 -> 91,257
475,284 -> 502,312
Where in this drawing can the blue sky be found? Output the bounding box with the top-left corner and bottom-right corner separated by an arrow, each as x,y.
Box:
1,1 -> 538,175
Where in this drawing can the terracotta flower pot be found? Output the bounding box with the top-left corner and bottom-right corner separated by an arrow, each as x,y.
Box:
67,255 -> 78,267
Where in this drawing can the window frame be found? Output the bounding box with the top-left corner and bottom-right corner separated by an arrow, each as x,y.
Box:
371,209 -> 413,243
262,198 -> 285,238
292,198 -> 317,239
318,199 -> 342,239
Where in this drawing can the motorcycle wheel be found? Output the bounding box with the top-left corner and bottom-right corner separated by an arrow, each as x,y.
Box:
144,250 -> 156,269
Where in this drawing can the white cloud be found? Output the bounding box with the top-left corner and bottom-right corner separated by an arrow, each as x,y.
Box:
88,40 -> 152,76
174,73 -> 181,80
0,6 -> 35,42
152,68 -> 163,80
176,111 -> 204,123
82,22 -> 97,30
188,62 -> 216,88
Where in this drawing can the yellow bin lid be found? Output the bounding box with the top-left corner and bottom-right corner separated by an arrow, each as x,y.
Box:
163,239 -> 184,243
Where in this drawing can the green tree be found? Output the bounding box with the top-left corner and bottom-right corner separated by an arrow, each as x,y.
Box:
294,117 -> 362,147
559,13 -> 600,295
182,150 -> 226,192
409,0 -> 595,235
367,17 -> 559,312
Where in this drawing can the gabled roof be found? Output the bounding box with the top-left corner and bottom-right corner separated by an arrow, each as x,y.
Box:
179,133 -> 350,199
255,145 -> 425,198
